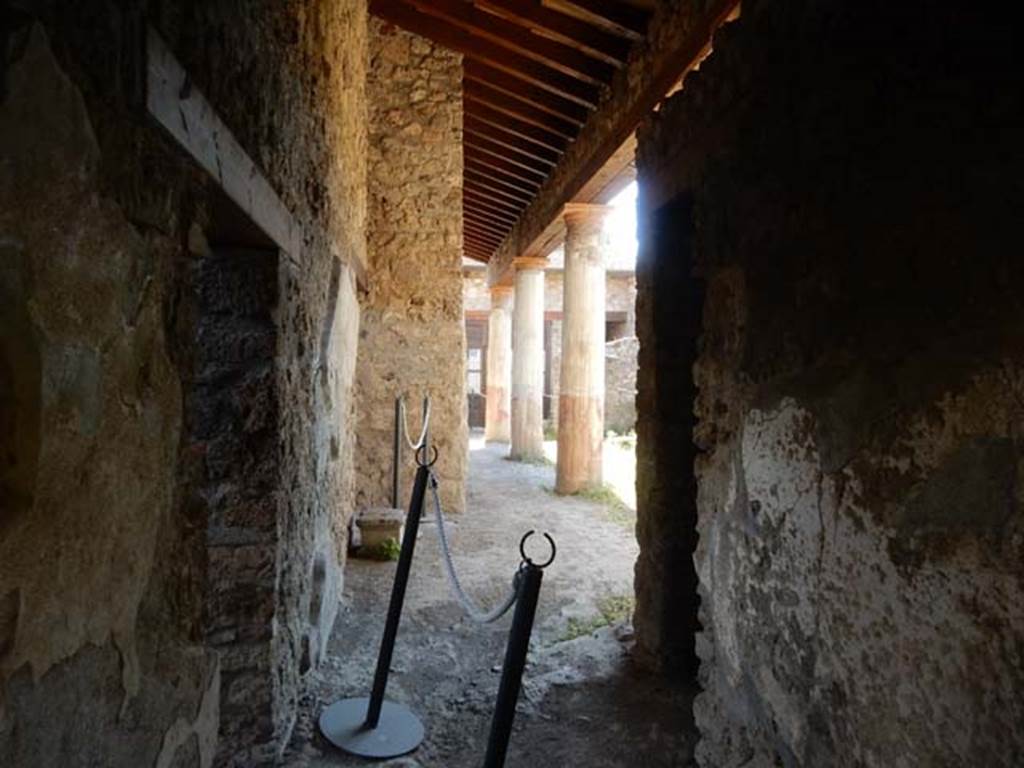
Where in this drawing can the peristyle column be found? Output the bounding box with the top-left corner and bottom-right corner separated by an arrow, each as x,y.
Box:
510,256 -> 547,461
556,203 -> 612,494
485,284 -> 514,443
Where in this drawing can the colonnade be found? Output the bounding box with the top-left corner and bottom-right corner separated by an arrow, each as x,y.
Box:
487,204 -> 612,494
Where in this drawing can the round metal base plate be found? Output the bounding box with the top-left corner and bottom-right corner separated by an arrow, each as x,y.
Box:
319,697 -> 425,759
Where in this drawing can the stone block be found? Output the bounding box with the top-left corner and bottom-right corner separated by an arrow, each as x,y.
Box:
355,506 -> 405,551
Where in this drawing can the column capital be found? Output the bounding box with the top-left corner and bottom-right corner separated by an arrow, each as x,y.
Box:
562,202 -> 614,225
490,284 -> 514,298
512,255 -> 548,271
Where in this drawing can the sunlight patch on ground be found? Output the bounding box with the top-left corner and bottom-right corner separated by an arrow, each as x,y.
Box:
542,433 -> 637,511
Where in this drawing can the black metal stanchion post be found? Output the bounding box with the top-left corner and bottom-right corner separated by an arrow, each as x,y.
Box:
319,453 -> 436,759
483,532 -> 556,768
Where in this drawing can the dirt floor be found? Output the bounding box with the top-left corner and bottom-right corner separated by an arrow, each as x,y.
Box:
284,434 -> 697,767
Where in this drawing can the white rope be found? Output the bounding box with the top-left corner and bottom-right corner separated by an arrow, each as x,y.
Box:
399,397 -> 431,452
428,470 -> 521,624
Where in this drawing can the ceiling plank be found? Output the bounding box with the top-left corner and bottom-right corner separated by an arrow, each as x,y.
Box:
465,194 -> 527,222
466,134 -> 554,175
548,0 -> 649,39
465,115 -> 562,166
465,192 -> 520,217
464,188 -> 523,216
464,60 -> 590,125
465,80 -> 580,137
466,101 -> 569,153
465,210 -> 510,233
465,225 -> 506,247
402,0 -> 615,85
464,170 -> 535,206
471,0 -> 631,65
465,196 -> 521,224
465,148 -> 547,186
370,0 -> 602,106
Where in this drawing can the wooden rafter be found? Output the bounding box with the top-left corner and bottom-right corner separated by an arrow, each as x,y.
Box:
370,0 -> 602,106
464,115 -> 562,166
402,0 -> 614,85
464,60 -> 590,125
471,0 -> 631,65
465,80 -> 580,137
466,101 -> 569,153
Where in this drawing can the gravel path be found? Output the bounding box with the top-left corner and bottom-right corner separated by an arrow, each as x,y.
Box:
284,438 -> 697,767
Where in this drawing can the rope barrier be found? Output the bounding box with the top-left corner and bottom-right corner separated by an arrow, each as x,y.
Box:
428,469 -> 522,624
399,397 -> 431,452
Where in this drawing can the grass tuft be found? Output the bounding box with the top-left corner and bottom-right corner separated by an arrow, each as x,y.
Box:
561,594 -> 635,641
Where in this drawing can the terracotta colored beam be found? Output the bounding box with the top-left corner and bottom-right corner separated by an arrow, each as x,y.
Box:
465,115 -> 562,166
549,0 -> 648,39
402,0 -> 614,85
465,80 -> 580,138
465,101 -> 569,153
464,59 -> 591,125
470,0 -> 630,65
370,0 -> 602,106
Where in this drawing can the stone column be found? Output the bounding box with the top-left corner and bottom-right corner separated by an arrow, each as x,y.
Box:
510,256 -> 547,460
485,284 -> 514,443
556,203 -> 612,494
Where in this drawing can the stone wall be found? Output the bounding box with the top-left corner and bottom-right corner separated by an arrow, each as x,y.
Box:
605,337 -> 638,434
0,1 -> 366,765
357,19 -> 466,514
636,2 -> 1024,766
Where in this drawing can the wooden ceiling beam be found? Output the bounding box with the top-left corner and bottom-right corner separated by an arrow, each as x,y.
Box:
465,224 -> 506,247
465,229 -> 504,248
464,169 -> 535,206
465,232 -> 502,252
464,60 -> 590,125
465,195 -> 521,224
471,0 -> 631,65
466,101 -> 569,153
464,188 -> 523,217
465,115 -> 562,166
548,0 -> 649,40
369,0 -> 602,107
465,192 -> 527,222
466,134 -> 554,175
463,250 -> 491,263
465,148 -> 547,187
465,81 -> 579,138
464,164 -> 540,199
402,0 -> 614,85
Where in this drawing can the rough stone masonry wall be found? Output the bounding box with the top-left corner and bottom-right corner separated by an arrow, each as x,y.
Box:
636,2 -> 1024,766
0,2 -> 366,766
357,19 -> 466,514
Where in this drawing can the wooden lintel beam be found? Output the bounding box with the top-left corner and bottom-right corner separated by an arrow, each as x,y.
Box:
464,60 -> 591,125
471,0 -> 631,65
370,0 -> 601,107
465,101 -> 569,153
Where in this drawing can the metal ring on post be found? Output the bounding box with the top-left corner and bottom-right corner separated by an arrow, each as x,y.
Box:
415,444 -> 439,468
518,530 -> 556,569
